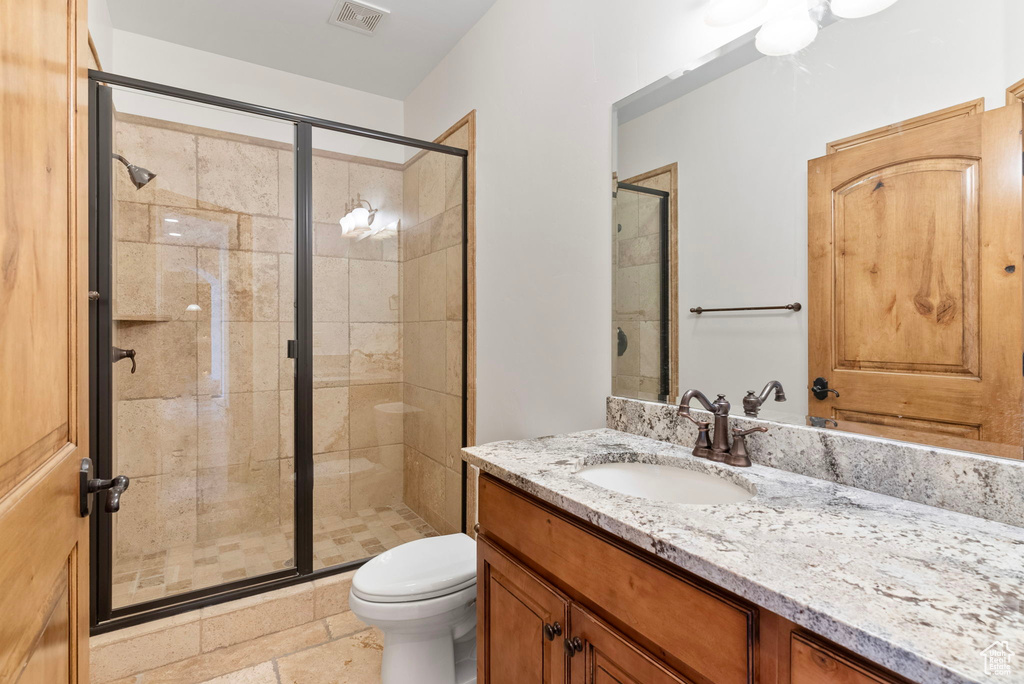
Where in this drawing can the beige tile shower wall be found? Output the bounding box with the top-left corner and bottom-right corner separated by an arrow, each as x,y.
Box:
110,115 -> 405,574
400,125 -> 467,535
612,189 -> 663,399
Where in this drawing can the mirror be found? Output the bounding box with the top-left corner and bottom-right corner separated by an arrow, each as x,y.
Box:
612,0 -> 1024,460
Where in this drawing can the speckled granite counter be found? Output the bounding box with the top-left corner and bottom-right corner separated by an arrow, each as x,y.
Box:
463,429 -> 1024,684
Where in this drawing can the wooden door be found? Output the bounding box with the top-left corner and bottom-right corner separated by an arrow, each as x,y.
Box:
478,537 -> 570,684
808,104 -> 1023,458
0,0 -> 91,681
568,606 -> 692,684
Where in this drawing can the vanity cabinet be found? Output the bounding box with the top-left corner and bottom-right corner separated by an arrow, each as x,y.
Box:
476,474 -> 911,684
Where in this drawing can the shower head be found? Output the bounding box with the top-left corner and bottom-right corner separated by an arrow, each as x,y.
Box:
113,153 -> 157,189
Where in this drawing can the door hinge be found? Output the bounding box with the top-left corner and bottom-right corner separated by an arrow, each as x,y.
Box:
287,339 -> 297,359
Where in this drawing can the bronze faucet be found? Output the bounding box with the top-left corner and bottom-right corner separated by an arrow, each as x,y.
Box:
678,390 -> 732,458
743,381 -> 786,417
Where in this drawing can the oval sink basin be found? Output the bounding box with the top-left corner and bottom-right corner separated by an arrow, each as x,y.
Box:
576,462 -> 754,505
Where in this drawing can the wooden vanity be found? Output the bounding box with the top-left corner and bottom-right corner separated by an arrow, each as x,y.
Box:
476,474 -> 911,684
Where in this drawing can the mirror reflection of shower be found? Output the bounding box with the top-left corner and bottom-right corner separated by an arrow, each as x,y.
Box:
112,153 -> 156,189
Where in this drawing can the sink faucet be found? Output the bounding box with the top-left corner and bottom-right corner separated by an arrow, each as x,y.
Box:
742,381 -> 786,417
678,390 -> 732,458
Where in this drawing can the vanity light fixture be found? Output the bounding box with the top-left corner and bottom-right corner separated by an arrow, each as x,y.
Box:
755,10 -> 819,56
829,0 -> 899,19
704,0 -> 768,27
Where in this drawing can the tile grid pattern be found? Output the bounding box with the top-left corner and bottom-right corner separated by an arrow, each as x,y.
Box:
399,123 -> 470,535
113,504 -> 435,607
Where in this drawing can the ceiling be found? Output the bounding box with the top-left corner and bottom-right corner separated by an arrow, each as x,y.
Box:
106,0 -> 497,99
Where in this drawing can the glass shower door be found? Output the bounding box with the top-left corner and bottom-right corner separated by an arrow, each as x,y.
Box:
96,84 -> 299,613
613,184 -> 670,401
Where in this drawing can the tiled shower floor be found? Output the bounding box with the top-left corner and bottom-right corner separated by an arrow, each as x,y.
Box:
112,504 -> 437,608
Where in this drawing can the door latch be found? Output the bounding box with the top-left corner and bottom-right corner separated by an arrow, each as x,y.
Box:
811,377 -> 839,401
79,458 -> 131,517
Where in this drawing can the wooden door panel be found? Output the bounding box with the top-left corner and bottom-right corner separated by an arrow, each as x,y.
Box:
569,606 -> 691,684
0,0 -> 90,678
0,451 -> 83,683
834,159 -> 979,374
0,0 -> 75,501
478,537 -> 569,684
808,104 -> 1023,456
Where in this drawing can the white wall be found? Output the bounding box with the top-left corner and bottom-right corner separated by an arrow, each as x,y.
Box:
403,0 -> 764,442
106,30 -> 406,162
617,0 -> 1024,421
88,0 -> 115,68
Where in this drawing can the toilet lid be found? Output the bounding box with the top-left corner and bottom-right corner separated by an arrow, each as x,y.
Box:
352,533 -> 477,603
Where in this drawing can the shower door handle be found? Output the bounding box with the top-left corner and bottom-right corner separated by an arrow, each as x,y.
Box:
79,458 -> 131,516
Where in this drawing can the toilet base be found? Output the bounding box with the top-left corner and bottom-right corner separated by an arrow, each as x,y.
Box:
380,626 -> 476,684
350,585 -> 477,684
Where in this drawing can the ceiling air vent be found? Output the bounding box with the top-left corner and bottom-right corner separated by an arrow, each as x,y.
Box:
328,0 -> 390,36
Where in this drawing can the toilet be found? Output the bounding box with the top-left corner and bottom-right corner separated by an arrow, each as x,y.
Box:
349,533 -> 477,684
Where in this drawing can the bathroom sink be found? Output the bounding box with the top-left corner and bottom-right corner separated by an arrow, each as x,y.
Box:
576,462 -> 754,505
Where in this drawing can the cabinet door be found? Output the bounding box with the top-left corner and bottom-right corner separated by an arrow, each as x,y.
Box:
478,537 -> 570,684
568,606 -> 692,684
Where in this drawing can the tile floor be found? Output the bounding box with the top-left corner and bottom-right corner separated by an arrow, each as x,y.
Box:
113,504 -> 436,608
92,572 -> 387,684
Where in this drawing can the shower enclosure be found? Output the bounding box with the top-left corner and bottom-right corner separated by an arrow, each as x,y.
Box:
88,71 -> 468,632
612,183 -> 670,400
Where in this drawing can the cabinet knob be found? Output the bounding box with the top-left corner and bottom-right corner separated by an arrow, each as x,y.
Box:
543,622 -> 562,641
564,636 -> 583,657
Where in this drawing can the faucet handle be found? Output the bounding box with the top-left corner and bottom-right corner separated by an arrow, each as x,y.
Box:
725,426 -> 768,468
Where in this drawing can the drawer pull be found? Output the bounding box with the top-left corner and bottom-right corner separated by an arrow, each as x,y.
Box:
564,636 -> 583,656
544,622 -> 562,641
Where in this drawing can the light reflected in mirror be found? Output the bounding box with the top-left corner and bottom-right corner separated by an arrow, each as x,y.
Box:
612,0 -> 1024,460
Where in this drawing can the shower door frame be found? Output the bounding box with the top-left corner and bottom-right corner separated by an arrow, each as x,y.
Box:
616,183 -> 672,398
88,70 -> 471,634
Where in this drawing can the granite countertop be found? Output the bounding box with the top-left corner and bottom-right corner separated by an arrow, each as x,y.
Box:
462,429 -> 1024,684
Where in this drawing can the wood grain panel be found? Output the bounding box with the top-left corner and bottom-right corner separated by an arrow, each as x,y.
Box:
478,475 -> 755,684
570,605 -> 691,684
833,158 -> 978,375
478,538 -> 569,684
791,634 -> 904,684
477,536 -> 569,679
0,448 -> 83,682
0,0 -> 76,496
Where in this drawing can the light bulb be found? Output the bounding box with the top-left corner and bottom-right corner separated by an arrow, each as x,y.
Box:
704,0 -> 768,27
829,0 -> 899,18
755,12 -> 819,56
350,207 -> 370,228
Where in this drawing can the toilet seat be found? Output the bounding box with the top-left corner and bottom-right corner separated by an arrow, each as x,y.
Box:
352,533 -> 477,603
348,582 -> 477,623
